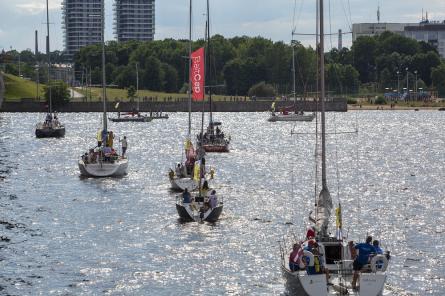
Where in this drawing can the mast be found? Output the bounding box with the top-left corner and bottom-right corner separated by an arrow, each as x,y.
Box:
188,0 -> 192,137
206,0 -> 213,128
316,0 -> 332,238
46,0 -> 52,114
320,0 -> 326,189
136,62 -> 139,111
101,0 -> 107,131
292,34 -> 296,100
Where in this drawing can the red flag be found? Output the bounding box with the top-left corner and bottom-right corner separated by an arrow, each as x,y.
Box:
190,47 -> 205,101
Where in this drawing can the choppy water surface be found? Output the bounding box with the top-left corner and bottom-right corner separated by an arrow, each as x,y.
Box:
0,111 -> 444,295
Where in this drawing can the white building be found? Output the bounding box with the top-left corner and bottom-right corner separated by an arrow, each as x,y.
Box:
114,0 -> 155,42
404,22 -> 445,58
352,23 -> 416,41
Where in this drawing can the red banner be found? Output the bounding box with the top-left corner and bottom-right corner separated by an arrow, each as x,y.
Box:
190,47 -> 205,101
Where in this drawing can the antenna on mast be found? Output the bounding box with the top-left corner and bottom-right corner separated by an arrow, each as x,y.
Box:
377,4 -> 380,23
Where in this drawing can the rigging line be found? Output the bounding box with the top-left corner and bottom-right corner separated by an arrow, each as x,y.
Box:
292,0 -> 305,34
333,112 -> 342,205
355,110 -> 362,236
347,0 -> 353,31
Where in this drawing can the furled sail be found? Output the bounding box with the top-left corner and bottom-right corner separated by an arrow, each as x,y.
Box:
315,187 -> 333,237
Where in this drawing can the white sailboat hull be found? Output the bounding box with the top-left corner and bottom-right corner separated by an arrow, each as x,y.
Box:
170,177 -> 198,191
268,112 -> 315,122
282,264 -> 386,296
78,159 -> 128,177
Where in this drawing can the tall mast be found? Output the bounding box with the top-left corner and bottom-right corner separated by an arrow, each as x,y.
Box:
315,0 -> 333,238
292,35 -> 296,99
46,0 -> 52,114
188,0 -> 192,137
136,62 -> 139,111
320,0 -> 327,191
101,0 -> 107,131
206,0 -> 213,126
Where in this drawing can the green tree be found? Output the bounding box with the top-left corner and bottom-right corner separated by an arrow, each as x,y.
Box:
161,63 -> 178,93
431,63 -> 445,97
248,81 -> 276,98
351,36 -> 378,83
127,85 -> 136,99
44,80 -> 70,107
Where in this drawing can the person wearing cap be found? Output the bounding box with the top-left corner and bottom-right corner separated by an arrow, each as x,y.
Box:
306,226 -> 316,240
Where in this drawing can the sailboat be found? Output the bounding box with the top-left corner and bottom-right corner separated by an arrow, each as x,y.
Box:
168,0 -> 198,192
110,63 -> 152,122
78,1 -> 128,177
196,0 -> 230,153
268,26 -> 315,122
35,0 -> 65,138
175,0 -> 223,223
280,0 -> 389,295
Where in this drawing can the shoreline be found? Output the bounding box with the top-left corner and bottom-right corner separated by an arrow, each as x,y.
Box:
348,105 -> 445,111
0,100 -> 347,113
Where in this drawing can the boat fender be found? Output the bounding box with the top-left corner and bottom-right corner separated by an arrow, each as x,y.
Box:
303,250 -> 315,267
370,254 -> 388,272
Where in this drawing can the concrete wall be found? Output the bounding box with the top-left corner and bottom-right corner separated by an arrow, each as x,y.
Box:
0,73 -> 4,109
0,99 -> 347,113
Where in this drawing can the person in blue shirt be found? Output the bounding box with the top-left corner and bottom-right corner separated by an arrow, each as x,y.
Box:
352,236 -> 376,289
373,240 -> 383,254
182,188 -> 191,204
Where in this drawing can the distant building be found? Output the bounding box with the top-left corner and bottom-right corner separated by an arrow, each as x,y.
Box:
353,20 -> 445,58
352,23 -> 417,41
62,0 -> 103,61
114,0 -> 155,42
404,21 -> 445,58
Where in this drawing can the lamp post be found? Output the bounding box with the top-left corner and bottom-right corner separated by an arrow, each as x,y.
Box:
414,70 -> 418,100
405,67 -> 409,101
396,70 -> 400,98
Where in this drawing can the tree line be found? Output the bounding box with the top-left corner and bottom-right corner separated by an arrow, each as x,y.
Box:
2,31 -> 445,97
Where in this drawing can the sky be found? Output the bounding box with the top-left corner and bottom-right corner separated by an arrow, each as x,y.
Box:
0,0 -> 445,52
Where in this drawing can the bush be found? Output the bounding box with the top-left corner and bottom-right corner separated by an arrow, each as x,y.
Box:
374,96 -> 387,104
347,97 -> 357,104
44,80 -> 70,107
247,81 -> 276,98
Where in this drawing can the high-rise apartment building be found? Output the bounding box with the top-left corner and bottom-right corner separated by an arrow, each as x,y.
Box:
62,0 -> 103,61
114,0 -> 155,42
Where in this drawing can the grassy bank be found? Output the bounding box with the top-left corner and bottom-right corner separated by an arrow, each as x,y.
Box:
4,73 -> 44,100
76,87 -> 250,102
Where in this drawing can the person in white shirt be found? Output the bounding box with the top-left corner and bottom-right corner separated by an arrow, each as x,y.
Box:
120,136 -> 128,157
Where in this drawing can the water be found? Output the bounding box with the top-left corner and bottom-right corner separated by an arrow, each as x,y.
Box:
0,111 -> 444,295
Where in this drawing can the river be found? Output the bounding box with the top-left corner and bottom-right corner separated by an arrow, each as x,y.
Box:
0,111 -> 444,295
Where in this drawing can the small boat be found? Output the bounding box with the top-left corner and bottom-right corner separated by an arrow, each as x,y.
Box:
176,194 -> 223,223
109,111 -> 152,122
198,122 -> 230,152
150,111 -> 169,120
78,11 -> 128,178
79,157 -> 128,177
268,110 -> 316,122
35,120 -> 65,138
438,107 -> 445,111
35,0 -> 65,138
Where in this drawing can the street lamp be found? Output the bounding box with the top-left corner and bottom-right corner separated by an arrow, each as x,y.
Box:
414,70 -> 418,100
396,70 -> 400,98
405,67 -> 409,101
